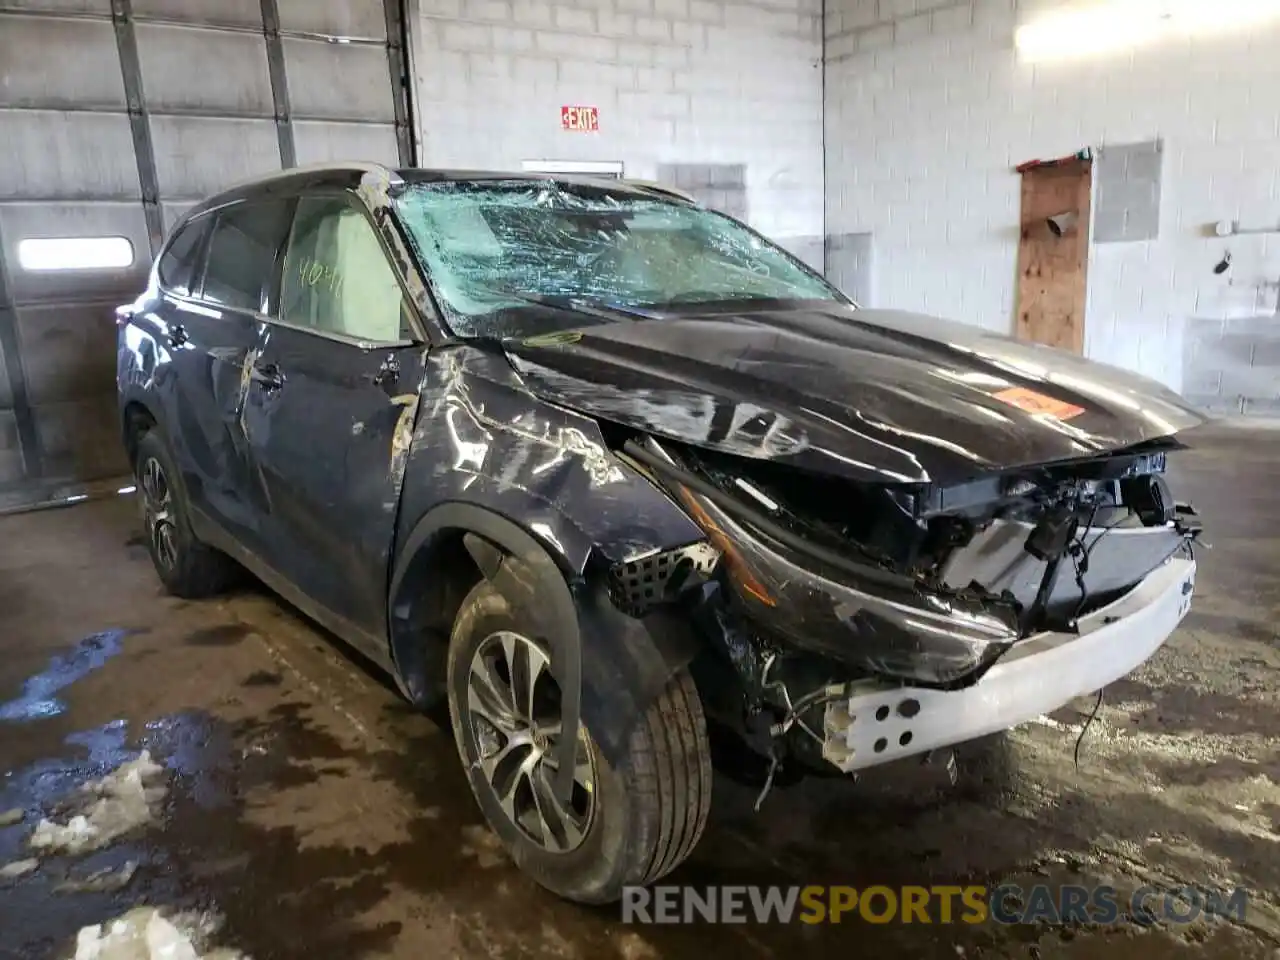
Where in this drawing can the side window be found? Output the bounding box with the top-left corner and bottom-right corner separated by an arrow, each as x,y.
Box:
280,196 -> 409,343
156,217 -> 208,296
200,199 -> 293,312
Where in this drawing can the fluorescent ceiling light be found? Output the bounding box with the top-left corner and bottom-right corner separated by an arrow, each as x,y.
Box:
1015,0 -> 1280,62
18,236 -> 134,271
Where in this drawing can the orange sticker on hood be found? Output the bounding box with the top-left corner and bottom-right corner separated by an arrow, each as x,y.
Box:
993,387 -> 1086,420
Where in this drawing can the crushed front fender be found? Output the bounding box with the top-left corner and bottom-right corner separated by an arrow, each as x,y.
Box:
622,438 -> 1022,687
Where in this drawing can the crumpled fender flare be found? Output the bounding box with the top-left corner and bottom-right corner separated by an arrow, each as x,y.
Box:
387,502 -> 700,791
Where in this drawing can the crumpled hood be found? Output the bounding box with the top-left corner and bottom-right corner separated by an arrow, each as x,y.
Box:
501,303 -> 1208,485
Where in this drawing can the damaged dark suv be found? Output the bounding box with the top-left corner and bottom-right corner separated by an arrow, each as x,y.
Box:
117,162 -> 1206,903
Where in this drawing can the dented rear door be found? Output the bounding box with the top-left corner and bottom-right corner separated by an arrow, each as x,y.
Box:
239,192 -> 427,654
162,200 -> 294,554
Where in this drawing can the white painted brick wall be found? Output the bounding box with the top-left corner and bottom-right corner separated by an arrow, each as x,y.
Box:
409,0 -> 826,264
824,0 -> 1280,404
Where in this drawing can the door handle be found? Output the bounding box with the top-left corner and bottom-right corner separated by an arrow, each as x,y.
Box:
364,356 -> 400,392
167,323 -> 188,347
250,362 -> 285,391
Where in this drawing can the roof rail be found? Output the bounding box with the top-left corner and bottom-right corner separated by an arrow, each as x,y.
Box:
621,179 -> 699,204
216,160 -> 402,195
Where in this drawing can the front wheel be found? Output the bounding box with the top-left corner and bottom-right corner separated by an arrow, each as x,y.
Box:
447,580 -> 712,903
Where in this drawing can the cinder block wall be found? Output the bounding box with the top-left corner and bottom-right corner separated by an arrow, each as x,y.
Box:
410,0 -> 826,268
824,0 -> 1280,413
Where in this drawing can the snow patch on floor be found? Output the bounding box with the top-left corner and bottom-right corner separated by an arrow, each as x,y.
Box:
55,860 -> 138,894
1024,715 -> 1073,732
69,907 -> 247,960
30,751 -> 167,856
1018,707 -> 1265,766
1,857 -> 39,879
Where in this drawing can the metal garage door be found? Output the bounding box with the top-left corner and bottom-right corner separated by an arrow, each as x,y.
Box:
0,0 -> 414,511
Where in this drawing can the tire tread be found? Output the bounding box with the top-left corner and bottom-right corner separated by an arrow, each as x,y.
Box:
631,670 -> 712,886
447,580 -> 712,903
135,430 -> 238,599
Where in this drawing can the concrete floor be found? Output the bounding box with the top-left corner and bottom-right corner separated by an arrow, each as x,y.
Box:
1,427 -> 1278,960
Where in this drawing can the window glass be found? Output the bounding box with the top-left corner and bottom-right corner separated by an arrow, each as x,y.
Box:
201,200 -> 293,312
280,196 -> 408,343
156,219 -> 207,295
392,180 -> 842,339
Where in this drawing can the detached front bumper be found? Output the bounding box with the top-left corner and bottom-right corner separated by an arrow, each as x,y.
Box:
820,555 -> 1196,773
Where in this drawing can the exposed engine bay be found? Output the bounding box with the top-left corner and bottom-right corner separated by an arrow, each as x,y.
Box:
608,432 -> 1203,785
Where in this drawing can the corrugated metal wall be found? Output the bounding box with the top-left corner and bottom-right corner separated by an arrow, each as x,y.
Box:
0,0 -> 413,510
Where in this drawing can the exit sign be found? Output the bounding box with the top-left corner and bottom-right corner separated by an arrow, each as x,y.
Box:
561,105 -> 599,132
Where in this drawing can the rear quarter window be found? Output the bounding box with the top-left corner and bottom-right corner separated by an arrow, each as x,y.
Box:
156,218 -> 208,296
200,200 -> 294,313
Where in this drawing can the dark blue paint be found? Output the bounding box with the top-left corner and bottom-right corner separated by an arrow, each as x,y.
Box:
113,162 -> 1209,757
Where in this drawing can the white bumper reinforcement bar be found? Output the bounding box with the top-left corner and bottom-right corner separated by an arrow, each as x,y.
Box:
821,555 -> 1197,773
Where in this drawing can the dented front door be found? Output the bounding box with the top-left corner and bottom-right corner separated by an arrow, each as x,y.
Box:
238,190 -> 427,656
240,324 -> 425,651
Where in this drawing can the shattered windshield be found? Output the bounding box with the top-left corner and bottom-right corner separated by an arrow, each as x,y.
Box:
393,179 -> 843,338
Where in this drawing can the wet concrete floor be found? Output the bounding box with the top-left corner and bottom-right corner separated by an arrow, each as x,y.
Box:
1,425 -> 1278,959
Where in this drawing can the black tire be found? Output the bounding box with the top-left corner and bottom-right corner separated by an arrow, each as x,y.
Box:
134,429 -> 238,599
447,580 -> 712,903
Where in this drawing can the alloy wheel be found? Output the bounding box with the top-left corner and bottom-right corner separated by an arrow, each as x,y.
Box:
464,630 -> 596,853
139,456 -> 178,572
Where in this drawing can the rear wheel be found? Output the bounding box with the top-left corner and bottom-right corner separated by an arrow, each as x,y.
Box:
134,430 -> 238,598
447,580 -> 712,903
